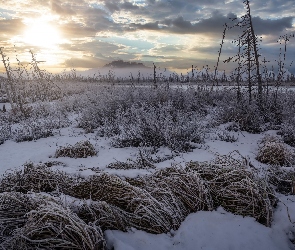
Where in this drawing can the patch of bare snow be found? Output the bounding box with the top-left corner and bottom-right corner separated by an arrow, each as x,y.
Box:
105,207 -> 293,250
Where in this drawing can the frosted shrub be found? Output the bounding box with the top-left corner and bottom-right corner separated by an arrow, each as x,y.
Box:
217,91 -> 289,134
217,130 -> 238,142
78,102 -> 105,132
55,140 -> 97,158
279,122 -> 295,147
77,86 -> 217,133
107,149 -> 155,169
77,90 -> 127,132
30,102 -> 71,129
11,121 -> 54,142
220,101 -> 264,133
111,102 -> 205,152
256,135 -> 295,166
268,166 -> 295,194
0,124 -> 10,145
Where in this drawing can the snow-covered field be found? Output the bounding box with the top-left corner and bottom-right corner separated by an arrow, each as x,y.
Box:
1,83 -> 295,249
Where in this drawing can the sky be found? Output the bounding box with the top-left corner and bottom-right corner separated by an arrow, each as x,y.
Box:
0,0 -> 294,74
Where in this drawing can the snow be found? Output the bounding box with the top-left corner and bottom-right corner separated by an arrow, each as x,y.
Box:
1,114 -> 295,249
105,207 -> 292,250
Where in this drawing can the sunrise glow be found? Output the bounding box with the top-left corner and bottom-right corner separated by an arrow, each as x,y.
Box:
22,19 -> 61,48
0,0 -> 293,72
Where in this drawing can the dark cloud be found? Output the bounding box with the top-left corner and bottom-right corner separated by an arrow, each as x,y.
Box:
99,0 -> 140,13
130,21 -> 160,30
252,16 -> 293,35
251,0 -> 295,15
127,11 -> 293,37
51,0 -> 76,15
104,1 -> 120,13
120,1 -> 139,10
146,0 -> 156,4
127,12 -> 231,34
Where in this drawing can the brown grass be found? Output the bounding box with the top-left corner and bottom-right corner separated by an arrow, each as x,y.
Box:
55,140 -> 97,158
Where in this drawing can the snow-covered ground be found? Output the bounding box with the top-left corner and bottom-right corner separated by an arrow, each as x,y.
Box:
1,121 -> 295,249
106,206 -> 292,250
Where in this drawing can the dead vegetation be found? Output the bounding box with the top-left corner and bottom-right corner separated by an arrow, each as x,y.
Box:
268,166 -> 295,194
0,152 -> 279,248
186,153 -> 277,227
0,192 -> 106,250
107,150 -> 156,170
55,140 -> 97,158
256,135 -> 295,166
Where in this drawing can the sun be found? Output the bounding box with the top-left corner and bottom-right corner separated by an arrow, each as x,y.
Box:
22,19 -> 61,48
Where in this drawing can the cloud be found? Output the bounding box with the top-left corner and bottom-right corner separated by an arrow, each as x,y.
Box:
58,22 -> 97,38
128,12 -> 293,36
64,55 -> 108,68
60,40 -> 124,56
0,18 -> 25,35
252,16 -> 294,35
51,0 -> 76,15
120,1 -> 140,10
0,0 -> 294,73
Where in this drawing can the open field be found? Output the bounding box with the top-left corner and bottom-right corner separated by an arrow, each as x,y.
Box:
0,80 -> 295,249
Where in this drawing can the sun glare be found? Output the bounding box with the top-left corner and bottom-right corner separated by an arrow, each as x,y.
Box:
23,19 -> 61,48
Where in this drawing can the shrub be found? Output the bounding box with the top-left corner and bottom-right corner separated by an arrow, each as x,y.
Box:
217,130 -> 238,142
278,122 -> 295,147
219,101 -> 265,133
268,166 -> 295,194
111,102 -> 205,152
11,122 -> 54,142
256,135 -> 295,166
107,149 -> 155,170
0,124 -> 10,145
217,92 -> 286,134
55,140 -> 97,158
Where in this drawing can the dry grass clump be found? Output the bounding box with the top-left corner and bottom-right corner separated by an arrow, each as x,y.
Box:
74,167 -> 212,233
55,140 -> 97,158
256,135 -> 295,166
77,200 -> 133,232
17,202 -> 105,250
0,192 -> 41,246
133,167 -> 213,214
78,199 -> 174,234
0,162 -> 73,194
0,193 -> 106,250
0,154 -> 278,245
68,173 -> 175,233
268,166 -> 295,194
107,153 -> 155,170
107,161 -> 138,169
186,158 -> 277,227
